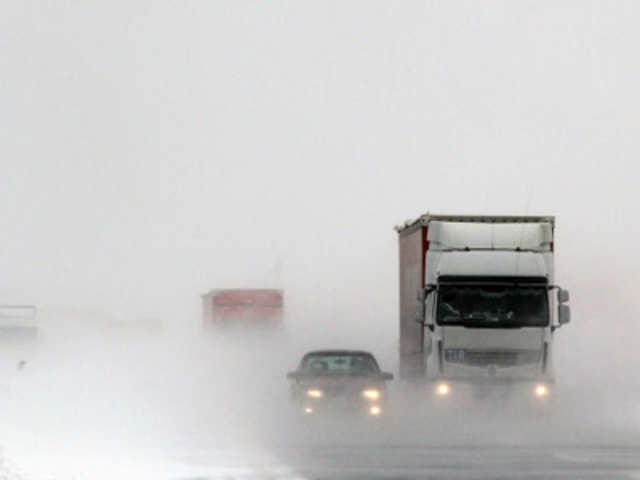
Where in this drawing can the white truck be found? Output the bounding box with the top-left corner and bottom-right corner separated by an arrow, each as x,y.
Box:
396,214 -> 570,400
0,304 -> 38,340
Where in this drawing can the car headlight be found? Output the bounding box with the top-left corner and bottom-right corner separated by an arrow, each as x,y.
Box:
362,389 -> 380,400
306,388 -> 323,398
369,405 -> 382,416
534,384 -> 549,397
436,382 -> 450,396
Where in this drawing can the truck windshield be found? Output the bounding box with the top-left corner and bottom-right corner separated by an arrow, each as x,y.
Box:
437,285 -> 549,327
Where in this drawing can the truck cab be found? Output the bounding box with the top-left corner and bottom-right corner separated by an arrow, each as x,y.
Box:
397,215 -> 570,399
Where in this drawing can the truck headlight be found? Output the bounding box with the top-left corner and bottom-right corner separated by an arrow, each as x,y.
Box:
306,389 -> 323,398
534,384 -> 549,397
436,382 -> 451,396
362,389 -> 380,400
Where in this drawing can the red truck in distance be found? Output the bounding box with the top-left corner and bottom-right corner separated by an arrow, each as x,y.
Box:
201,289 -> 284,328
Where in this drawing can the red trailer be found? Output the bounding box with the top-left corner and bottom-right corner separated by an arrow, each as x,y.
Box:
201,289 -> 284,328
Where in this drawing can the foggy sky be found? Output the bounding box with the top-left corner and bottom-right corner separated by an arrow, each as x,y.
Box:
2,0 -> 640,354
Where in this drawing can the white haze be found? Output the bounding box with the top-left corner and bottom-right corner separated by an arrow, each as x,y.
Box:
2,1 -> 640,477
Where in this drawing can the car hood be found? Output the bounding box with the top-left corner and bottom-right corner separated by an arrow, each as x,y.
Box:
296,374 -> 385,391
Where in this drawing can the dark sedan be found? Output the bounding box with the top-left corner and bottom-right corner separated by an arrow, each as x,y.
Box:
287,350 -> 393,417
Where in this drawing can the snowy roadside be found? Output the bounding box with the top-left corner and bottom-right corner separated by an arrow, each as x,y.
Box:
0,450 -> 29,480
0,445 -> 307,480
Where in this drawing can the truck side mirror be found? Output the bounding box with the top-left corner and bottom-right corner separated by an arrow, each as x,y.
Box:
424,294 -> 434,331
557,288 -> 570,304
415,287 -> 428,324
416,286 -> 436,330
558,304 -> 571,326
422,285 -> 436,331
417,285 -> 436,301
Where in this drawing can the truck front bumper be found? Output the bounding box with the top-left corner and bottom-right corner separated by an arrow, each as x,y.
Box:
430,378 -> 554,405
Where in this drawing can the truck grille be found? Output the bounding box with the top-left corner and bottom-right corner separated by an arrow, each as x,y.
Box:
444,349 -> 541,367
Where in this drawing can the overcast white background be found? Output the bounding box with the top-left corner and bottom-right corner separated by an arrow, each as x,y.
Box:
2,2 -> 639,373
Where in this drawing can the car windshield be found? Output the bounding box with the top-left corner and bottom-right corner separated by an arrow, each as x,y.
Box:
437,285 -> 549,327
299,354 -> 380,374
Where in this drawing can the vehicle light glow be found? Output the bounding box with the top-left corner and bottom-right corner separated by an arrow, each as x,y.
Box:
534,384 -> 549,397
306,389 -> 323,398
303,407 -> 313,414
436,383 -> 450,396
362,389 -> 380,400
369,405 -> 382,416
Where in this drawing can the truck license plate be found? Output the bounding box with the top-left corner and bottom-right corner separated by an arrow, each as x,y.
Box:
445,349 -> 465,362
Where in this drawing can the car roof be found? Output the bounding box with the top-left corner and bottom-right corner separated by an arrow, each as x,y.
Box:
303,349 -> 375,357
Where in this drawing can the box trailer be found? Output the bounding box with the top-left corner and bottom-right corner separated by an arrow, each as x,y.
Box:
201,289 -> 284,328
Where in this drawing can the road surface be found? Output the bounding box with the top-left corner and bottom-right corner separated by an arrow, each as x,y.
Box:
2,329 -> 640,479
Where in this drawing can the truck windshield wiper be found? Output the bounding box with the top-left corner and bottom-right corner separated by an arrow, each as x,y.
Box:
462,313 -> 497,323
461,322 -> 522,329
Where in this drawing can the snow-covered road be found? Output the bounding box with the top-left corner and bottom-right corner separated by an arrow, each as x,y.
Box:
2,328 -> 640,479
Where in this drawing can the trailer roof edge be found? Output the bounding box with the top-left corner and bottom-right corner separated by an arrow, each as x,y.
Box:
395,214 -> 556,235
